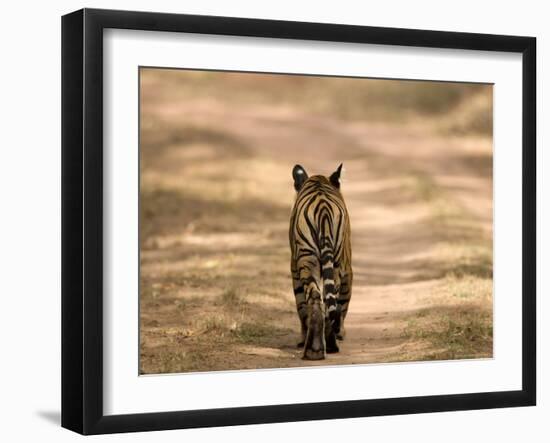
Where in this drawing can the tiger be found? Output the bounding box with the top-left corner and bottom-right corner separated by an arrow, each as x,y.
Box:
289,164 -> 353,360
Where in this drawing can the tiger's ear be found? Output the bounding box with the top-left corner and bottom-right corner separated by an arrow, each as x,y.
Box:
292,164 -> 308,192
329,163 -> 343,188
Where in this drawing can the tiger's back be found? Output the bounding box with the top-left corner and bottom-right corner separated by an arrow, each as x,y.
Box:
289,164 -> 353,360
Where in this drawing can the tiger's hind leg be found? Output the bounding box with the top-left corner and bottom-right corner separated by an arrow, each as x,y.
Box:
292,276 -> 307,348
303,291 -> 325,360
336,272 -> 352,341
292,261 -> 326,360
325,313 -> 339,353
336,325 -> 346,341
323,267 -> 340,354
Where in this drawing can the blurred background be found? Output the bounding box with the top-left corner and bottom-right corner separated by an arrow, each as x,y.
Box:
139,69 -> 493,374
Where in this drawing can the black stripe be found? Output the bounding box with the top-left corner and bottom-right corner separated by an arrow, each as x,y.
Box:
322,268 -> 334,279
321,254 -> 333,265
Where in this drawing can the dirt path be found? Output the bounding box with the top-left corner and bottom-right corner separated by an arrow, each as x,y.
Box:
139,75 -> 493,374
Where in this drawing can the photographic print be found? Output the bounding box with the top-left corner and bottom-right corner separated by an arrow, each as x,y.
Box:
139,68 -> 493,374
62,10 -> 536,433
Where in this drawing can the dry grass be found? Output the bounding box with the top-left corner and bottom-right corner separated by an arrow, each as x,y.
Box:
402,310 -> 493,361
396,273 -> 493,361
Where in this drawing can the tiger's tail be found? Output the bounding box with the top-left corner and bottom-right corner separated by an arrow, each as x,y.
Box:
320,216 -> 341,334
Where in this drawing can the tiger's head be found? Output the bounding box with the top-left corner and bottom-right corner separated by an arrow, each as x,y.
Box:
292,163 -> 343,193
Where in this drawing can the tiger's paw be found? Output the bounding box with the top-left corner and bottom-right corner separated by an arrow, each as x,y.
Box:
303,348 -> 325,360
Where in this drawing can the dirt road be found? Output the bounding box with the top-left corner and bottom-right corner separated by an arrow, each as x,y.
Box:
139,71 -> 493,374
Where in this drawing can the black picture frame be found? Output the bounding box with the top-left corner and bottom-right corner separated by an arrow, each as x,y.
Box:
62,8 -> 536,435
